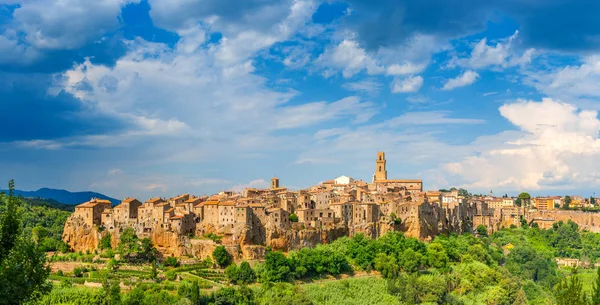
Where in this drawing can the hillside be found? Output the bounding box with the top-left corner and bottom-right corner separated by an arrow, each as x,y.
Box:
0,193 -> 72,252
3,187 -> 119,205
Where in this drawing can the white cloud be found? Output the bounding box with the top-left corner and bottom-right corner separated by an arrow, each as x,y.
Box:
387,111 -> 484,126
316,39 -> 384,78
442,70 -> 480,90
9,0 -> 133,50
341,79 -> 382,93
450,31 -> 536,70
442,98 -> 600,191
316,34 -> 441,78
525,55 -> 600,104
231,179 -> 270,192
391,75 -> 423,93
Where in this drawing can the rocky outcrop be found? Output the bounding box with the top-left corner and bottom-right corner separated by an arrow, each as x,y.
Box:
266,225 -> 349,251
62,215 -> 102,252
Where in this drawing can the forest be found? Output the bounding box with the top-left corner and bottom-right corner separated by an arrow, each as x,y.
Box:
1,180 -> 600,305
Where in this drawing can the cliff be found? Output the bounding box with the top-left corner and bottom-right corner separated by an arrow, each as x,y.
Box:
62,215 -> 102,252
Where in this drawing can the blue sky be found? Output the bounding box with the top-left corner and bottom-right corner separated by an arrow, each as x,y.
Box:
2,0 -> 600,200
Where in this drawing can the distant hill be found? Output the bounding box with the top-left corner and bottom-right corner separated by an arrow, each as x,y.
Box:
3,188 -> 120,205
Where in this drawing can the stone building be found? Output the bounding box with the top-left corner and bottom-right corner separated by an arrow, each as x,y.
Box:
74,198 -> 112,226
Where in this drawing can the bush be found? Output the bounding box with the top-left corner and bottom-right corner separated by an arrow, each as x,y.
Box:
165,270 -> 177,281
164,256 -> 179,267
100,233 -> 112,250
73,267 -> 83,277
289,214 -> 299,222
225,261 -> 256,285
213,246 -> 233,268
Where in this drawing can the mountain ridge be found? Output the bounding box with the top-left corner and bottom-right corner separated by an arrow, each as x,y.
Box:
2,187 -> 120,205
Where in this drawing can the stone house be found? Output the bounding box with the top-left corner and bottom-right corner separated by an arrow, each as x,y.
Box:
235,206 -> 252,225
203,200 -> 219,226
266,207 -> 291,230
74,198 -> 112,226
352,202 -> 378,225
113,198 -> 142,224
218,201 -> 236,228
296,191 -> 313,210
169,193 -> 190,206
311,191 -> 334,209
331,201 -> 353,224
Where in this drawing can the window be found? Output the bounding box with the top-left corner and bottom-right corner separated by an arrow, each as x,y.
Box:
379,166 -> 382,172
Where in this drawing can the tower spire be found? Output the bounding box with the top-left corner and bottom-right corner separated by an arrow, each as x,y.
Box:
374,151 -> 387,182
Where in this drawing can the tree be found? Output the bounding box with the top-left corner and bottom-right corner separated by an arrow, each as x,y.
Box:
374,253 -> 398,279
100,232 -> 112,250
427,243 -> 449,270
237,261 -> 256,284
164,256 -> 179,267
213,246 -> 233,268
592,267 -> 600,305
0,180 -> 51,304
518,192 -> 531,207
288,213 -> 298,223
476,225 -> 488,236
513,289 -> 528,305
458,188 -> 470,198
263,251 -> 292,282
564,196 -> 572,209
591,197 -> 597,206
101,270 -> 121,305
555,268 -> 586,305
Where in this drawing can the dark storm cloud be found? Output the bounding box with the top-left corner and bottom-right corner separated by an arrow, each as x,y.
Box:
344,0 -> 600,53
0,74 -> 129,142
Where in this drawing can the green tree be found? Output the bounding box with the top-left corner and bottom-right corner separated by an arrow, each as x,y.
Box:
518,192 -> 531,207
288,213 -> 299,222
513,288 -> 528,305
31,225 -> 49,244
591,197 -> 597,206
427,243 -> 449,270
213,246 -> 233,268
592,267 -> 600,305
101,270 -> 121,305
263,251 -> 292,282
555,268 -> 586,305
100,232 -> 112,250
476,224 -> 488,236
564,196 -> 572,209
458,188 -> 470,198
238,261 -> 256,284
0,180 -> 51,304
164,256 -> 179,267
374,253 -> 398,279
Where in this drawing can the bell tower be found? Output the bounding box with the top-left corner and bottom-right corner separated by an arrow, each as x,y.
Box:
374,151 -> 387,182
271,177 -> 280,189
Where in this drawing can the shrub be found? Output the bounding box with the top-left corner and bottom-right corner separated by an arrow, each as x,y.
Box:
164,256 -> 179,267
100,233 -> 112,250
213,246 -> 233,268
165,270 -> 177,281
73,267 -> 83,277
289,214 -> 299,222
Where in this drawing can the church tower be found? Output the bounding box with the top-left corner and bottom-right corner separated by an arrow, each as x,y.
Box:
373,151 -> 387,182
271,177 -> 280,189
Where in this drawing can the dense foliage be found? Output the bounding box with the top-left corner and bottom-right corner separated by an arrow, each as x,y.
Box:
212,245 -> 233,268
0,181 -> 51,304
118,228 -> 159,264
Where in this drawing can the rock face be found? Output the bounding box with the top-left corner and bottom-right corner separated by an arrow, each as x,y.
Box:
62,215 -> 102,253
530,210 -> 600,232
62,200 -> 478,259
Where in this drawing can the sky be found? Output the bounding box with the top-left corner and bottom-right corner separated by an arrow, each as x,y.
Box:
2,0 -> 600,200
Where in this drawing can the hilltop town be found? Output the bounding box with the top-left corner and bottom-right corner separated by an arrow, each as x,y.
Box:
62,152 -> 600,260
